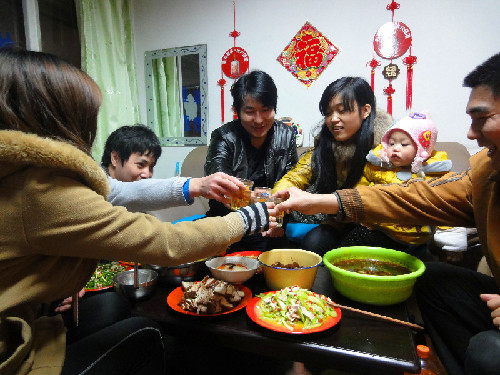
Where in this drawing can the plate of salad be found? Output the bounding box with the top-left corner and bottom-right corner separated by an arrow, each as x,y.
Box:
85,261 -> 131,292
246,286 -> 341,334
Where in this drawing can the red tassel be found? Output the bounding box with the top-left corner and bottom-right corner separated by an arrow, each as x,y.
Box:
367,58 -> 381,91
383,82 -> 396,115
403,54 -> 417,110
217,77 -> 226,123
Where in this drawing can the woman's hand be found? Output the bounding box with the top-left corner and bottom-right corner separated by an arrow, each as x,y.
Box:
54,288 -> 85,313
480,294 -> 500,329
273,187 -> 340,216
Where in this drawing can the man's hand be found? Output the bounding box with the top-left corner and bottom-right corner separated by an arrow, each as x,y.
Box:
189,172 -> 245,205
273,187 -> 340,216
480,294 -> 500,329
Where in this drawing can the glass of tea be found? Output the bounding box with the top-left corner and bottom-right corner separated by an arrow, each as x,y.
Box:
230,178 -> 254,210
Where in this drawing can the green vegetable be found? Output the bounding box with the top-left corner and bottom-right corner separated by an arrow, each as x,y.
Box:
256,286 -> 337,330
85,261 -> 128,290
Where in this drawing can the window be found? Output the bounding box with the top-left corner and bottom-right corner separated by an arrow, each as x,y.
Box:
0,0 -> 80,68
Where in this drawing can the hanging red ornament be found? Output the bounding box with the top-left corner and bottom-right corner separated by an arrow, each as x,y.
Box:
217,77 -> 226,123
383,82 -> 396,115
386,0 -> 400,20
403,52 -> 417,110
366,58 -> 381,91
217,1 -> 250,124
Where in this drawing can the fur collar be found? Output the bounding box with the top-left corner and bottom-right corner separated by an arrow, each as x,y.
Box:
0,130 -> 110,197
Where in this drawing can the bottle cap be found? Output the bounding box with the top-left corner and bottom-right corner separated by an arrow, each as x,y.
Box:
417,344 -> 430,359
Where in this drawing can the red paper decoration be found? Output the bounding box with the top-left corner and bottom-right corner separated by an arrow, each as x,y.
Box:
277,22 -> 340,88
221,47 -> 249,79
383,83 -> 396,114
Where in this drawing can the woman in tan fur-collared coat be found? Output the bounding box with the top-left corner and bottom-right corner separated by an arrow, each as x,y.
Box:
0,49 -> 273,375
272,77 -> 392,255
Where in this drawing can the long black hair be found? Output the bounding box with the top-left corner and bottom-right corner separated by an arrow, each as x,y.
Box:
311,77 -> 376,193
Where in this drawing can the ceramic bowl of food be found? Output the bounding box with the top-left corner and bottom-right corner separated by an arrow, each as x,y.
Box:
205,256 -> 260,284
258,249 -> 323,291
323,246 -> 426,305
144,257 -> 213,286
113,269 -> 158,302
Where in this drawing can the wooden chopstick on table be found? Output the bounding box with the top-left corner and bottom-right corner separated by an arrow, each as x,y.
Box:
334,303 -> 424,331
72,292 -> 79,327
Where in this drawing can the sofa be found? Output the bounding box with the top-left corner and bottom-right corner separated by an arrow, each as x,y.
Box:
150,142 -> 471,224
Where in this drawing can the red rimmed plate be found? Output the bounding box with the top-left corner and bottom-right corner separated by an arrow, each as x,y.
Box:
167,285 -> 252,316
85,264 -> 132,292
246,291 -> 341,334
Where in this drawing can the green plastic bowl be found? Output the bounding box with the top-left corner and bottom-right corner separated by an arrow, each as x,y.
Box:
323,246 -> 426,305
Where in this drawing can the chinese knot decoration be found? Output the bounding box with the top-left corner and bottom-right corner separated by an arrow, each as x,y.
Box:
277,22 -> 340,88
369,0 -> 417,114
218,2 -> 250,123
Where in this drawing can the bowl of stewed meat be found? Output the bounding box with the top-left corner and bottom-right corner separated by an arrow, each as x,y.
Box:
205,256 -> 260,284
323,246 -> 426,305
258,249 -> 323,291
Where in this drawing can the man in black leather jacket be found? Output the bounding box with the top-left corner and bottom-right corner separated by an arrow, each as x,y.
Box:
204,70 -> 298,252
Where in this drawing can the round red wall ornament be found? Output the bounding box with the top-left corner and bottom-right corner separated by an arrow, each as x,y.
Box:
221,47 -> 249,79
373,21 -> 412,59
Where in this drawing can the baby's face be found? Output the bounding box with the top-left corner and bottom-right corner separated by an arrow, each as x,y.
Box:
386,130 -> 417,167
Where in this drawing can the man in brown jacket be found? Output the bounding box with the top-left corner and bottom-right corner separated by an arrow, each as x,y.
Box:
274,52 -> 500,375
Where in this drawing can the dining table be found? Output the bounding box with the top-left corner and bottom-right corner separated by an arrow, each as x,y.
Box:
131,264 -> 420,375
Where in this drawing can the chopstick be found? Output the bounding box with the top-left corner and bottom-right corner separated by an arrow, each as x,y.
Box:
134,262 -> 139,289
333,303 -> 424,331
72,292 -> 79,327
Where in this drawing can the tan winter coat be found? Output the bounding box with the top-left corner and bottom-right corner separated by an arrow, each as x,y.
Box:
0,130 -> 245,375
338,149 -> 500,287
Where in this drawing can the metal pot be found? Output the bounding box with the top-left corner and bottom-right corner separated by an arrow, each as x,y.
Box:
144,257 -> 212,286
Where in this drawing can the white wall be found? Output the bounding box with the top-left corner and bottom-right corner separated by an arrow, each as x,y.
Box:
132,0 -> 499,178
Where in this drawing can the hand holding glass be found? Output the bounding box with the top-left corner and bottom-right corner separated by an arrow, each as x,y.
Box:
230,178 -> 254,210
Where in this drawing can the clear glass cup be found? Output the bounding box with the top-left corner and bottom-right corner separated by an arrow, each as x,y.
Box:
272,197 -> 284,227
230,178 -> 254,210
252,187 -> 272,203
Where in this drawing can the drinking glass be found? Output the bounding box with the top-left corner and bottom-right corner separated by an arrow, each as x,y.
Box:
273,197 -> 284,227
252,187 -> 272,203
230,178 -> 254,210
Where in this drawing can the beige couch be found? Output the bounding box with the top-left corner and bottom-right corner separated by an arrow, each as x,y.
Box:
150,142 -> 471,223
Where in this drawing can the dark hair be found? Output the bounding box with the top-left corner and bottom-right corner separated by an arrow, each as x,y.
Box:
0,47 -> 101,154
231,70 -> 278,116
101,124 -> 162,167
463,52 -> 500,97
312,77 -> 376,193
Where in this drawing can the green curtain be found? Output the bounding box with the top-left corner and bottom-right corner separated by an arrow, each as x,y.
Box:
151,56 -> 181,138
76,0 -> 140,160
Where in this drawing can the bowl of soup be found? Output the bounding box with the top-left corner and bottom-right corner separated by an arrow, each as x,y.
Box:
258,249 -> 323,291
323,246 -> 425,305
205,256 -> 260,284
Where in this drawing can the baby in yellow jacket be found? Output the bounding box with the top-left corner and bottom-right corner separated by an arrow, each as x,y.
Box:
357,111 -> 467,257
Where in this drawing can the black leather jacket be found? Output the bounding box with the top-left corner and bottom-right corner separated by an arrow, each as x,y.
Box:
205,119 -> 298,216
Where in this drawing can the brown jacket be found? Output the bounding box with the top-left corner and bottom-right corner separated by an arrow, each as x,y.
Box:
337,149 -> 500,286
0,130 -> 245,375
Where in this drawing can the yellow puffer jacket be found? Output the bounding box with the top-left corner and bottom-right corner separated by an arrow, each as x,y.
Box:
358,144 -> 453,244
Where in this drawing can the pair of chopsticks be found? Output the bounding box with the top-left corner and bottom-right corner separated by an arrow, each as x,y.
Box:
333,303 -> 424,331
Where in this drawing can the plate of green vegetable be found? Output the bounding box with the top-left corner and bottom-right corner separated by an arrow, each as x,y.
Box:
85,261 -> 131,292
246,286 -> 341,334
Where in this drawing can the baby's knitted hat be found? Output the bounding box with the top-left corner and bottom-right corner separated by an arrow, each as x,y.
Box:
380,111 -> 438,173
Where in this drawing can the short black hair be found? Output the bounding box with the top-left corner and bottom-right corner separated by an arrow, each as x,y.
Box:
101,124 -> 162,168
463,52 -> 500,97
231,70 -> 278,116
